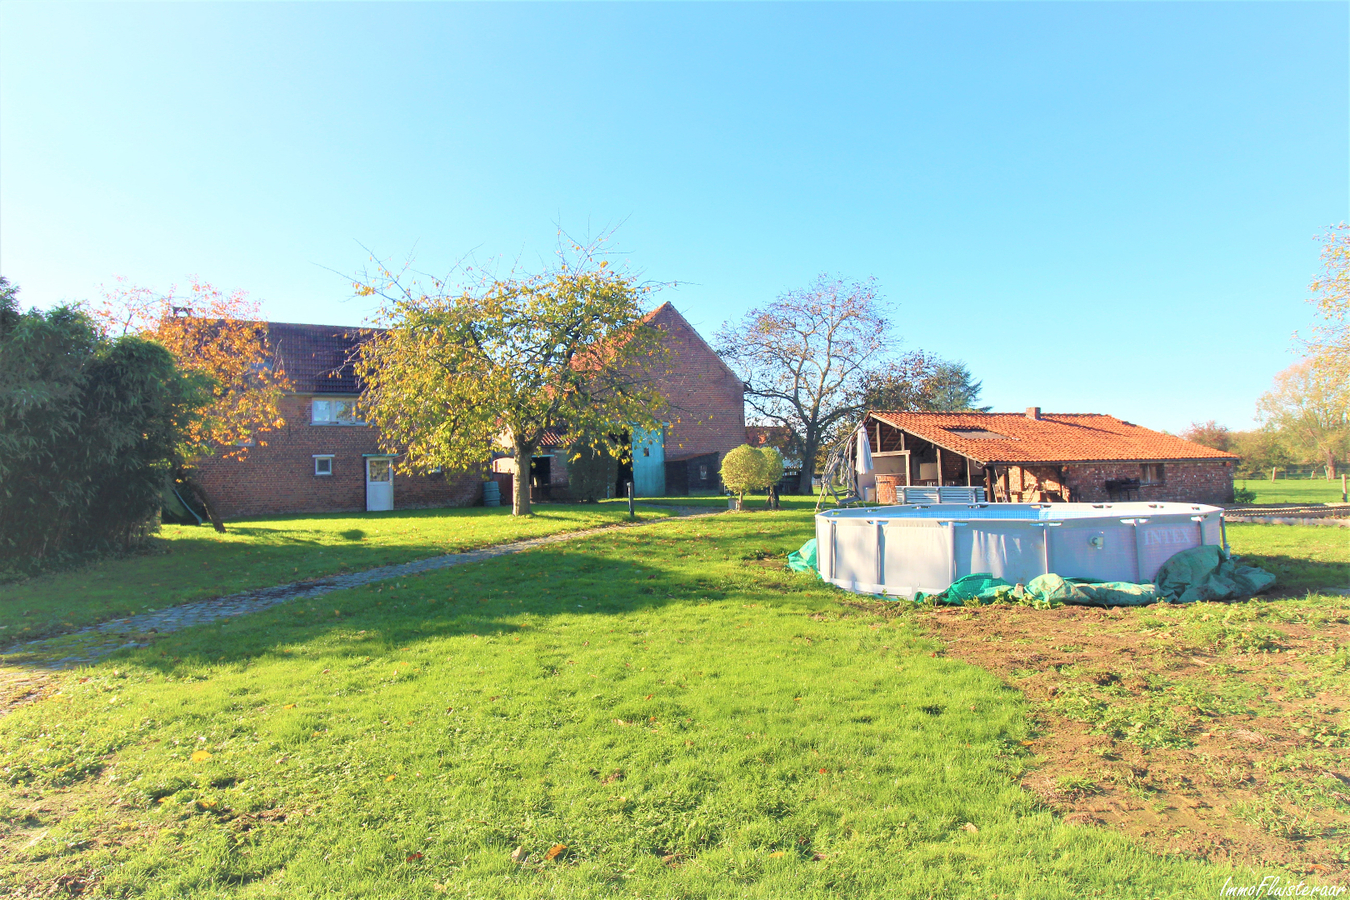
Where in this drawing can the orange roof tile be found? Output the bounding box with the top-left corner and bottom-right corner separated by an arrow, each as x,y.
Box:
867,411 -> 1238,465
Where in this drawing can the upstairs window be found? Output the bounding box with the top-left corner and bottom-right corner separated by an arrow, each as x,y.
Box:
311,398 -> 363,425
1140,463 -> 1165,485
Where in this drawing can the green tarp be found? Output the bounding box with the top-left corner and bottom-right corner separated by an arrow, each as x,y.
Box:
788,538 -> 819,576
1154,544 -> 1277,604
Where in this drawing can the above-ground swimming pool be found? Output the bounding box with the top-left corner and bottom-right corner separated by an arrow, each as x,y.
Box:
815,502 -> 1225,597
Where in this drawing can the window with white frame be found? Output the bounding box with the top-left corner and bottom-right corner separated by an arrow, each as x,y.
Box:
311,398 -> 363,425
314,454 -> 334,476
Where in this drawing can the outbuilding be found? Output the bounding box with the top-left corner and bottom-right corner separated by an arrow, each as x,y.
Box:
862,408 -> 1238,506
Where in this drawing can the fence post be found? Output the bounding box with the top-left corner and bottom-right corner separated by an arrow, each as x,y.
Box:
627,481 -> 635,519
1342,473 -> 1347,504
1270,466 -> 1277,482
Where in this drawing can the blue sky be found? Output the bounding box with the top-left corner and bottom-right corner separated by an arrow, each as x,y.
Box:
1,2 -> 1346,432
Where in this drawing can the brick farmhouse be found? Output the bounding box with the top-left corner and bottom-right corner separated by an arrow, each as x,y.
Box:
495,303 -> 747,500
192,322 -> 484,518
194,303 -> 747,518
862,408 -> 1238,505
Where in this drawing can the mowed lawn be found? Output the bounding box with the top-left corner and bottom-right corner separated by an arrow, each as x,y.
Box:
0,511 -> 1263,899
1239,478 -> 1348,505
0,504 -> 673,642
641,494 -> 823,511
1226,522 -> 1350,596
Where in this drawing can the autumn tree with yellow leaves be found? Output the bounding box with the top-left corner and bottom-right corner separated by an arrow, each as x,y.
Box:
92,277 -> 290,530
353,241 -> 668,515
1306,223 -> 1350,378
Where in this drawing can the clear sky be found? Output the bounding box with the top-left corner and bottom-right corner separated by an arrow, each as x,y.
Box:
2,1 -> 1346,432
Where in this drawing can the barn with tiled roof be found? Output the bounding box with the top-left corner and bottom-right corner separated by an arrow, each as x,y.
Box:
862,408 -> 1237,505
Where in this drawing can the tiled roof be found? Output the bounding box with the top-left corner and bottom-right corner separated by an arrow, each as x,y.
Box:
867,411 -> 1238,465
264,321 -> 378,395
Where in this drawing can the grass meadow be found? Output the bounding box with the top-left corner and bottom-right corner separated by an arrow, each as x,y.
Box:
0,504 -> 673,642
1239,478 -> 1348,505
0,511 -> 1280,899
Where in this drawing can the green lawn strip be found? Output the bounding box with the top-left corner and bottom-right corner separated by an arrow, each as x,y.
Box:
1226,523 -> 1350,596
1238,479 -> 1348,505
640,493 -> 823,511
1,512 -> 1252,898
0,503 -> 674,641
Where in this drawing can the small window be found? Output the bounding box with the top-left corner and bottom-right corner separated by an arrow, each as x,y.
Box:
699,465 -> 708,481
1140,463 -> 1165,485
314,455 -> 334,476
642,447 -> 650,457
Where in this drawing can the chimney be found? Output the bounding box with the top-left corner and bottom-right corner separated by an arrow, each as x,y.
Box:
1026,406 -> 1041,420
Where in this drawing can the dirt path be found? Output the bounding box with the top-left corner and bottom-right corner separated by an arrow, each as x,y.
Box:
1,509 -> 720,671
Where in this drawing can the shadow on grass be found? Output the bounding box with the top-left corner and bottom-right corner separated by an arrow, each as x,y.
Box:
1231,552 -> 1350,596
1,504 -> 686,642
119,521 -> 813,674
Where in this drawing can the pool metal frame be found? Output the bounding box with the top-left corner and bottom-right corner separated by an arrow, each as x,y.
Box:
815,501 -> 1226,597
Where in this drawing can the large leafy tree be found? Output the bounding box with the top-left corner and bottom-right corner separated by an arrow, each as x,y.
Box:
1179,420 -> 1234,453
354,243 -> 668,515
91,277 -> 290,530
855,351 -> 988,415
1305,223 -> 1350,377
1257,356 -> 1349,478
718,275 -> 891,494
0,278 -> 208,567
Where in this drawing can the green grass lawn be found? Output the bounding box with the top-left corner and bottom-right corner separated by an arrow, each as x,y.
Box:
0,511 -> 1258,898
1237,478 -> 1348,505
641,493 -> 823,511
0,504 -> 673,642
1226,523 -> 1350,595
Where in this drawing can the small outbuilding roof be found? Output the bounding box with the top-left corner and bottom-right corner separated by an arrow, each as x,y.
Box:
866,410 -> 1238,465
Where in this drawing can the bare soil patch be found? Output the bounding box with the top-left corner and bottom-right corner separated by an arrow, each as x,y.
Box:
0,668 -> 54,718
923,600 -> 1350,880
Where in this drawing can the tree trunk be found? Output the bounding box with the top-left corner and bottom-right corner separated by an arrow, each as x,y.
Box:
1326,450 -> 1337,480
797,434 -> 818,495
179,470 -> 227,533
512,443 -> 533,516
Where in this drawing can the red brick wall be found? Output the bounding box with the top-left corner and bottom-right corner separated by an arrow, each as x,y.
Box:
193,394 -> 484,519
1063,461 -> 1235,505
992,460 -> 1234,505
647,304 -> 746,467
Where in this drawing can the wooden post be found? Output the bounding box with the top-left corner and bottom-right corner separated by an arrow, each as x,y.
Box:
1342,473 -> 1347,504
935,445 -> 943,486
1270,466 -> 1277,482
627,481 -> 635,519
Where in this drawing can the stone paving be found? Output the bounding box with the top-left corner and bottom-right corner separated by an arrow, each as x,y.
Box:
1,507 -> 717,670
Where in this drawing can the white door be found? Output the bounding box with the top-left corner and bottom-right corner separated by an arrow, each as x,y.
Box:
366,457 -> 394,511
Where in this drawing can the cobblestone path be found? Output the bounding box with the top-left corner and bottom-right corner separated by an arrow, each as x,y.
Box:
1,508 -> 717,670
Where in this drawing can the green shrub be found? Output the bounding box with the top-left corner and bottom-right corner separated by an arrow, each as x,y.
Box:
720,444 -> 783,506
0,280 -> 207,569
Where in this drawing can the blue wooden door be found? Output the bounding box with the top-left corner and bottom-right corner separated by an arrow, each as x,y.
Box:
631,427 -> 666,496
